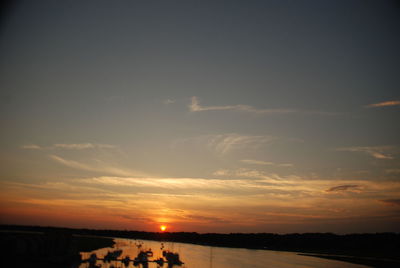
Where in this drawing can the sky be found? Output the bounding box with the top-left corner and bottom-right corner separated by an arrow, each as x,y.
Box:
0,0 -> 399,234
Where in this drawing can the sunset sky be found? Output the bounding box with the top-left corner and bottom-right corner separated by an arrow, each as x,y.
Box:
1,0 -> 399,233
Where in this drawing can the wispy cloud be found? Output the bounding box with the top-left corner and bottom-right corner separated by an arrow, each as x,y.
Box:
173,133 -> 276,155
326,184 -> 361,192
379,199 -> 400,206
214,169 -> 309,193
20,144 -> 42,150
189,96 -> 295,114
366,100 -> 400,108
3,173 -> 400,231
49,155 -> 143,177
53,143 -> 115,150
212,168 -> 269,180
77,176 -> 241,191
21,143 -> 116,150
189,96 -> 338,116
209,134 -> 275,155
336,146 -> 394,159
4,173 -> 400,202
210,167 -> 400,201
385,169 -> 400,174
163,99 -> 176,105
183,214 -> 229,224
240,159 -> 293,167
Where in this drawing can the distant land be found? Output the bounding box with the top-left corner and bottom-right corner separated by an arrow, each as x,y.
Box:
1,224 -> 400,267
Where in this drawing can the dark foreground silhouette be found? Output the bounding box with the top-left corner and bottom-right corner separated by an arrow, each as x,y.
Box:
0,228 -> 114,268
1,224 -> 399,267
82,248 -> 184,268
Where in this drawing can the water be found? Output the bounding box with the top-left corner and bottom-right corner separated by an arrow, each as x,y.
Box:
79,238 -> 369,268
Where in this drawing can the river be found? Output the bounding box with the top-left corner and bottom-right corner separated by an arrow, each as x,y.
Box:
79,238 -> 369,268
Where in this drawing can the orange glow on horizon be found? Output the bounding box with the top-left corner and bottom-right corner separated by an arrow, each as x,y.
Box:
160,225 -> 167,232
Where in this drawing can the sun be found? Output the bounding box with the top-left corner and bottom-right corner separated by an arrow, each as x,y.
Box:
160,225 -> 167,232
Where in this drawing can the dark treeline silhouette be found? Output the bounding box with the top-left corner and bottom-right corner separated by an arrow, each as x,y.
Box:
2,224 -> 399,261
0,225 -> 114,268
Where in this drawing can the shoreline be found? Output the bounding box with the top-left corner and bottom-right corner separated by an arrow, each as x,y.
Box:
2,230 -> 398,268
298,253 -> 400,268
0,230 -> 115,268
2,224 -> 399,267
113,236 -> 399,268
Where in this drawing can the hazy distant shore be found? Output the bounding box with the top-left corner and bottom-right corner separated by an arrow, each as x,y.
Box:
1,224 -> 399,267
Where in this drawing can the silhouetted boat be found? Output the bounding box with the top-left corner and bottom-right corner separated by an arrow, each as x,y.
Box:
88,253 -> 99,268
163,250 -> 184,267
155,257 -> 165,266
146,249 -> 153,257
104,249 -> 123,262
122,255 -> 130,266
133,250 -> 149,267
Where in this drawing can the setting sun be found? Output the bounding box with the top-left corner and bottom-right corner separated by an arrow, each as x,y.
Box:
160,225 -> 167,232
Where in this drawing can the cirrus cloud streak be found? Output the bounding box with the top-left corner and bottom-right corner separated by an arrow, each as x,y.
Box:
366,100 -> 400,108
189,96 -> 338,116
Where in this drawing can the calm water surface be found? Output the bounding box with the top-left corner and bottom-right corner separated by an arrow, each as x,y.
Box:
80,238 -> 369,268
